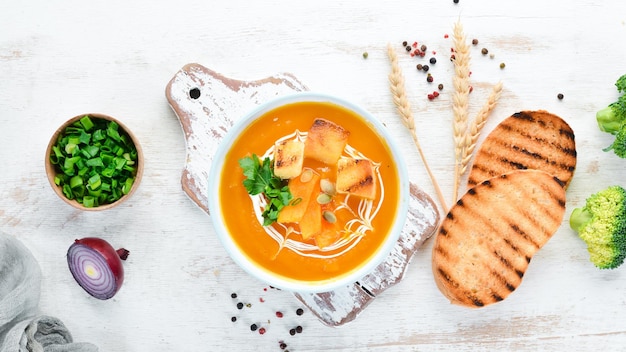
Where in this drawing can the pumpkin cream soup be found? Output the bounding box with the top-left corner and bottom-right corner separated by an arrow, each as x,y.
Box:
218,101 -> 400,283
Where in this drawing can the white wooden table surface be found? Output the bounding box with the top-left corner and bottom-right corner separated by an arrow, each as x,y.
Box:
2,1 -> 626,351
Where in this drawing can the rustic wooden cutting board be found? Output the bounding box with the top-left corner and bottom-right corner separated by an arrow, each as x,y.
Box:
165,63 -> 440,326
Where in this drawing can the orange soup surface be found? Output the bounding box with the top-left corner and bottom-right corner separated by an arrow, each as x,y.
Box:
218,101 -> 400,284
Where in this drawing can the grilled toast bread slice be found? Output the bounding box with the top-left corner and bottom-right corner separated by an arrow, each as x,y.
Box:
432,169 -> 566,308
467,110 -> 576,189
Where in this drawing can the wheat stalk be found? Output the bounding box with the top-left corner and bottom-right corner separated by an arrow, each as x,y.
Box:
459,81 -> 503,175
451,19 -> 472,203
387,43 -> 448,214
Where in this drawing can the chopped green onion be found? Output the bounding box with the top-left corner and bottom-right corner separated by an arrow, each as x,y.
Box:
80,115 -> 95,131
49,115 -> 139,207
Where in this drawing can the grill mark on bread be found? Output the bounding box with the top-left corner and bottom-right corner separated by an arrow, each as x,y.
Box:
468,110 -> 577,188
432,170 -> 566,308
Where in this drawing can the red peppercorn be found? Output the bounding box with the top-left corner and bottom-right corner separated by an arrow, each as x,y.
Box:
276,311 -> 284,318
433,91 -> 440,97
444,34 -> 449,39
427,94 -> 434,100
412,41 -> 418,48
426,75 -> 434,83
259,327 -> 266,335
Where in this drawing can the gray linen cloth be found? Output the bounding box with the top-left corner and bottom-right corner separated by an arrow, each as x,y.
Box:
0,232 -> 98,352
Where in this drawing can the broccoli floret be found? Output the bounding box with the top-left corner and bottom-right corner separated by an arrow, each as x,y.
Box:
596,96 -> 626,134
570,185 -> 626,269
603,125 -> 626,158
616,74 -> 626,93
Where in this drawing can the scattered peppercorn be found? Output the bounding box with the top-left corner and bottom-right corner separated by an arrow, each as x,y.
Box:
433,91 -> 440,98
231,293 -> 237,299
558,93 -> 564,100
259,327 -> 266,335
231,316 -> 237,322
362,52 -> 368,59
429,57 -> 437,64
422,64 -> 429,72
427,75 -> 434,83
405,46 -> 412,52
428,93 -> 435,100
250,324 -> 258,332
295,326 -> 303,334
472,39 -> 478,45
276,311 -> 284,318
489,53 -> 495,59
289,328 -> 296,336
500,62 -> 506,69
279,342 -> 288,350
236,302 -> 244,310
438,83 -> 444,90
402,41 -> 408,47
481,48 -> 488,55
416,63 -> 423,71
296,308 -> 304,316
420,44 -> 427,52
453,0 -> 459,3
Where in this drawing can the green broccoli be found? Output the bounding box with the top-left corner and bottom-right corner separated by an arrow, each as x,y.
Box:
596,74 -> 626,157
570,185 -> 626,269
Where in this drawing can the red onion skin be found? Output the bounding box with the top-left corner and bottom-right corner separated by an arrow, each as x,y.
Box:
72,237 -> 128,296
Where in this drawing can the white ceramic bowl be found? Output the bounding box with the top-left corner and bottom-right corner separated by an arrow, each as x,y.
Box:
208,92 -> 409,293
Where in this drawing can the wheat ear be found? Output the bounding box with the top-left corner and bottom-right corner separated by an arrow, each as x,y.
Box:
387,43 -> 448,214
451,19 -> 471,203
459,81 -> 503,175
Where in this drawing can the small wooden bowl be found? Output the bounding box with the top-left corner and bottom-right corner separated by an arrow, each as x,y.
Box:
45,113 -> 144,211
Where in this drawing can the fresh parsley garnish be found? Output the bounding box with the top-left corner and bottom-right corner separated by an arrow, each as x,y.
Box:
239,154 -> 293,226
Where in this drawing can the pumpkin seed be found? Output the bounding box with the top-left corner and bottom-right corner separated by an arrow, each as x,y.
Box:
316,193 -> 332,205
320,179 -> 336,195
323,211 -> 337,223
300,168 -> 313,183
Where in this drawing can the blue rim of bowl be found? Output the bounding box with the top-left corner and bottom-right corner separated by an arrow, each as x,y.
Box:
207,91 -> 410,293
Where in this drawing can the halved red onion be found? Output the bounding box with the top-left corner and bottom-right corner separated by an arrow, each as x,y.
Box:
67,237 -> 129,300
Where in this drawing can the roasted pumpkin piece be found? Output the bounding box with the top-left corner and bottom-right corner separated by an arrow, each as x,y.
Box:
315,221 -> 342,249
336,158 -> 377,200
273,139 -> 305,179
304,118 -> 350,165
299,194 -> 322,240
277,170 -> 320,224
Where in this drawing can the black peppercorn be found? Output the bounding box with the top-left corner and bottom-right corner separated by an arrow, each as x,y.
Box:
231,316 -> 237,322
558,93 -> 564,100
236,302 -> 244,309
405,46 -> 412,52
296,308 -> 304,316
402,41 -> 408,47
422,64 -> 429,72
231,293 -> 237,299
289,328 -> 296,336
250,324 -> 258,332
429,57 -> 437,64
295,326 -> 303,333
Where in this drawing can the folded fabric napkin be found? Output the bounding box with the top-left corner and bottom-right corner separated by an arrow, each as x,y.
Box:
0,232 -> 98,352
